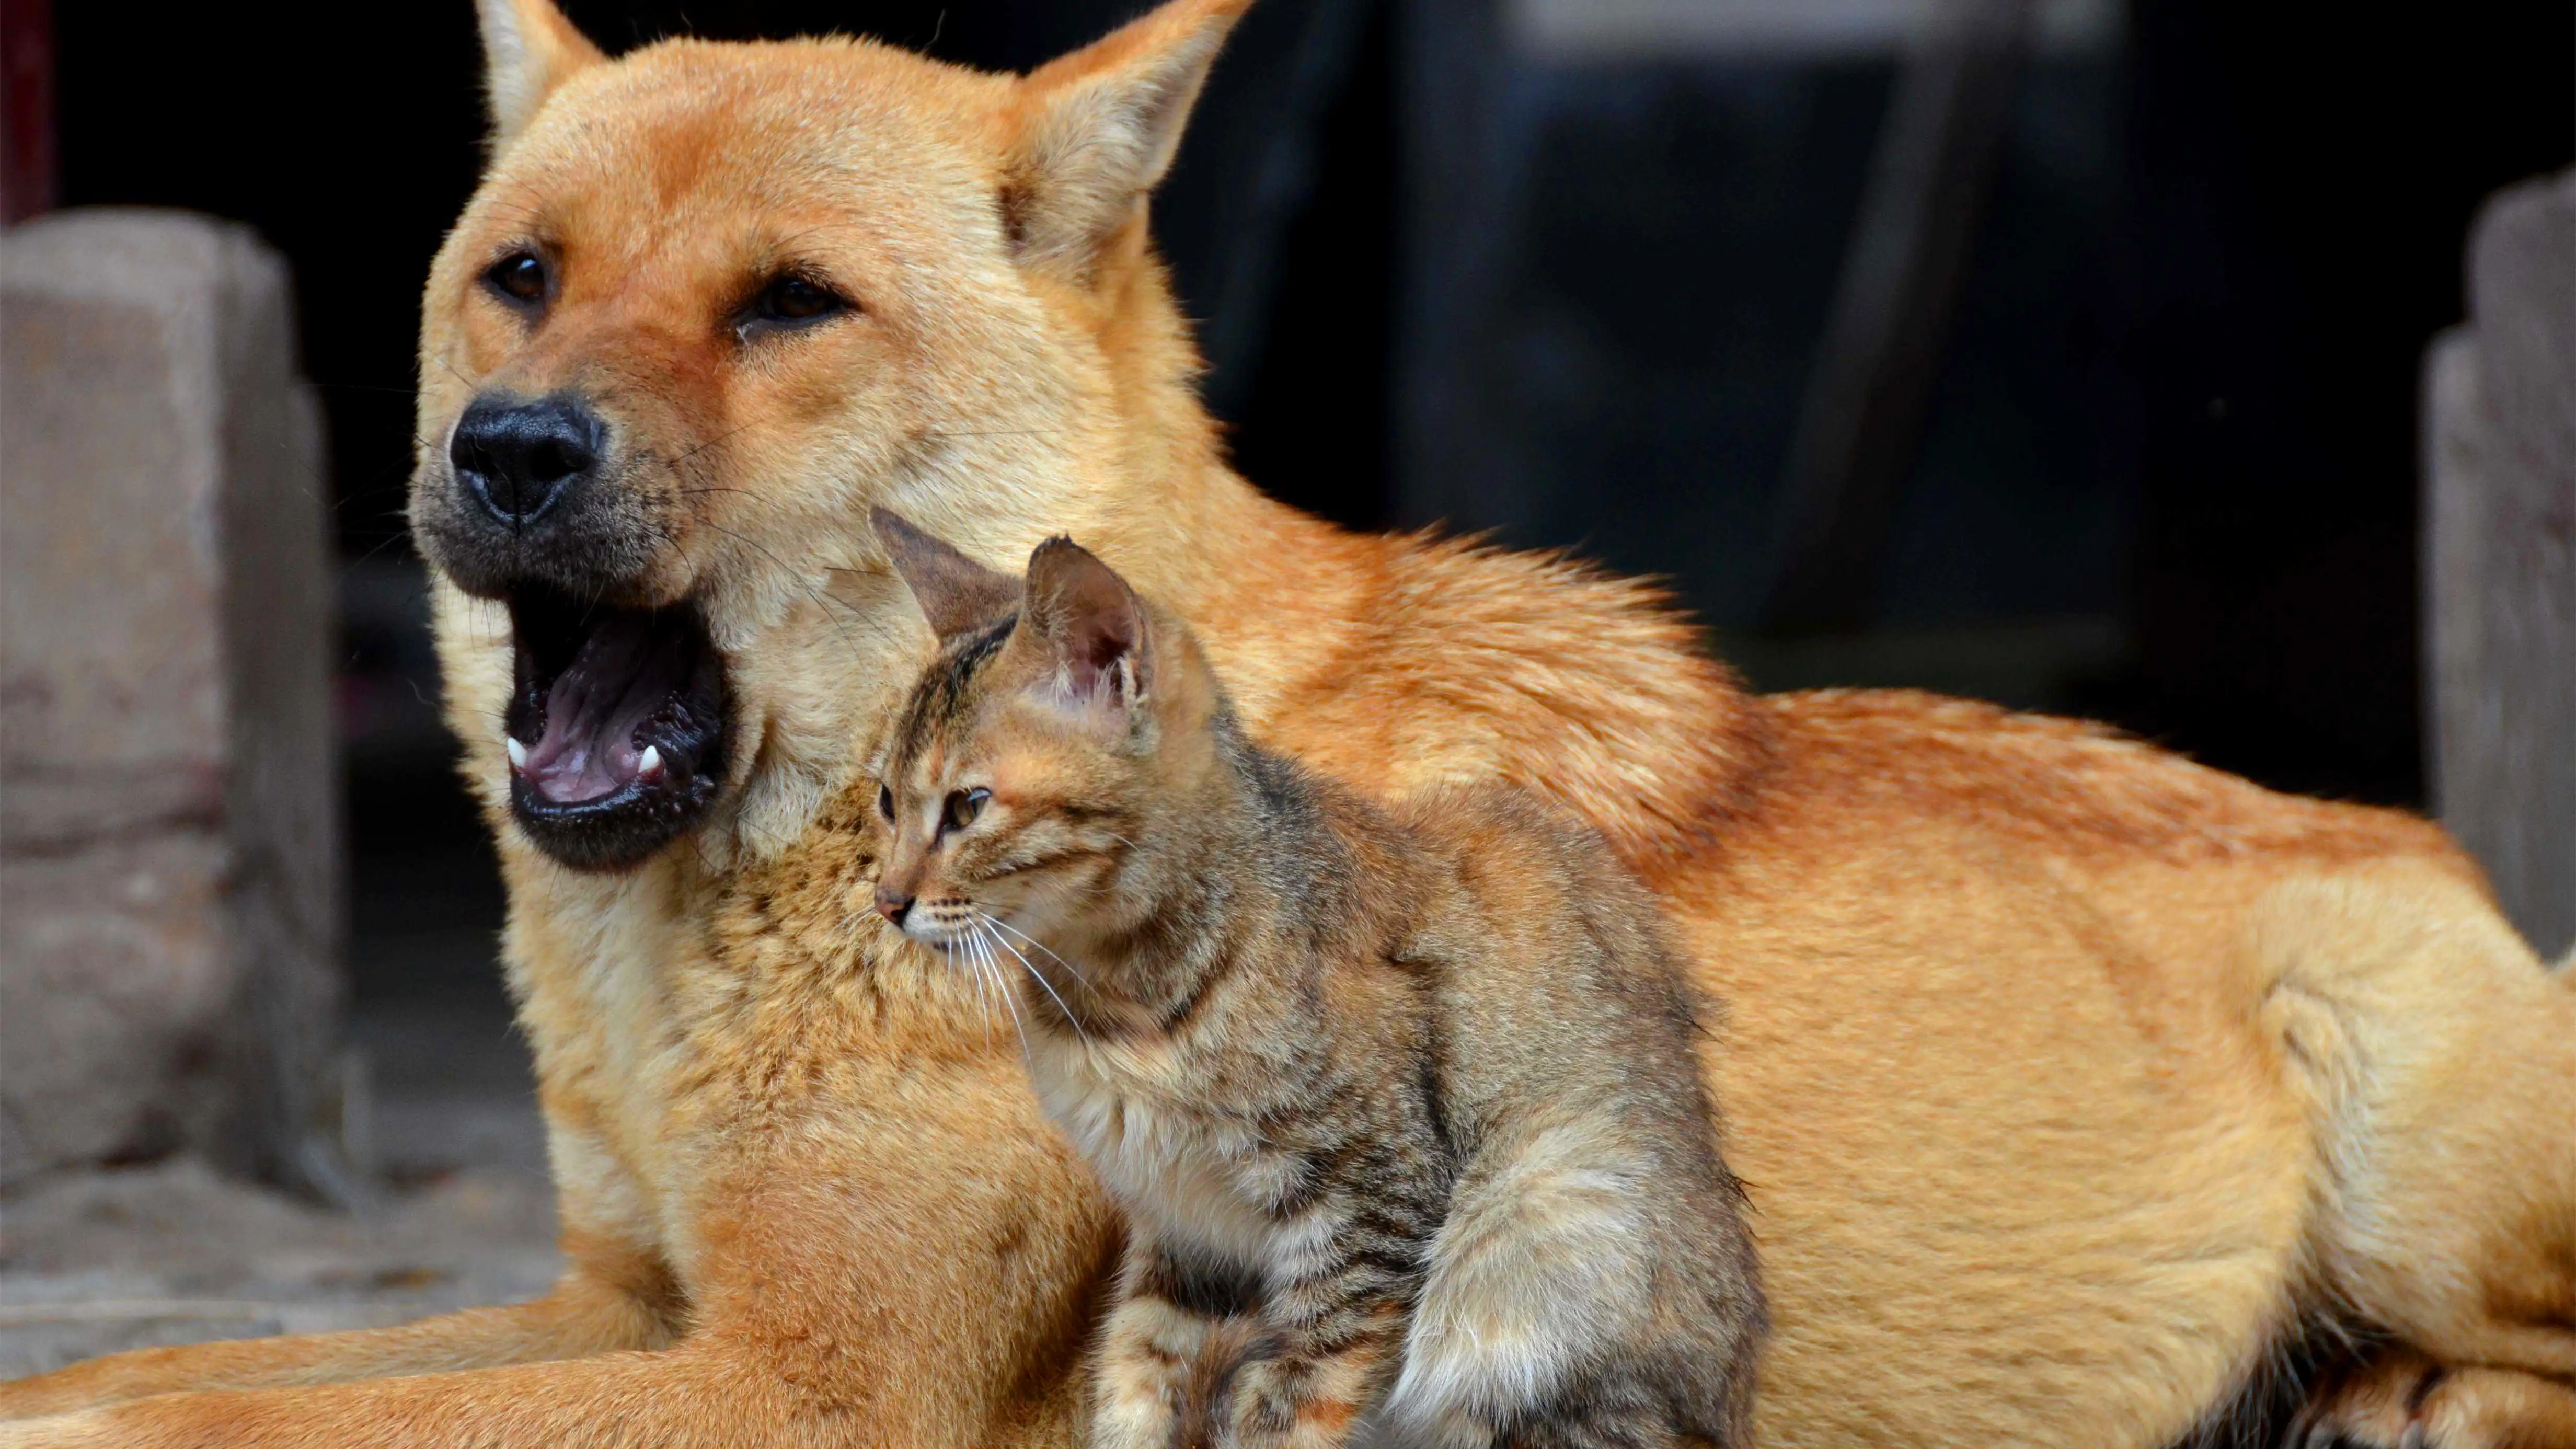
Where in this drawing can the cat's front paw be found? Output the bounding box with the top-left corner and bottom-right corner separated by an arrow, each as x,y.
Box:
1216,1356 -> 1362,1449
1216,1356 -> 1298,1449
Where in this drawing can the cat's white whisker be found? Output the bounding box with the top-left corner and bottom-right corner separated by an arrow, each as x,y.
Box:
962,932 -> 994,1043
982,914 -> 1092,1048
961,930 -> 995,1050
984,914 -> 1092,990
972,928 -> 1033,1060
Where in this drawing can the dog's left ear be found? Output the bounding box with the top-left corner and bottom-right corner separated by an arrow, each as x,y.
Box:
1002,0 -> 1252,279
477,0 -> 606,146
873,508 -> 1024,645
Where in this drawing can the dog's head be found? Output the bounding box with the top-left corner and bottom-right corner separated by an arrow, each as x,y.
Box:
411,0 -> 1246,872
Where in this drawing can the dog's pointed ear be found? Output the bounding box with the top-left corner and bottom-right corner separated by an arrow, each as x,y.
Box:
873,509 -> 1024,643
1020,537 -> 1151,720
1002,0 -> 1251,279
477,0 -> 606,144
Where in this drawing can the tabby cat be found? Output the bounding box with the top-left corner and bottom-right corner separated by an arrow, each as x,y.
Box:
866,509 -> 1766,1449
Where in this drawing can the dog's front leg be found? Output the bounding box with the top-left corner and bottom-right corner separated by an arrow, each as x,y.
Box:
0,1278 -> 1068,1449
1,1338 -> 831,1449
0,1234 -> 675,1422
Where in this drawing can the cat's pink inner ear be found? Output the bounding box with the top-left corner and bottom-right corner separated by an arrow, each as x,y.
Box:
1026,537 -> 1149,714
1070,617 -> 1141,711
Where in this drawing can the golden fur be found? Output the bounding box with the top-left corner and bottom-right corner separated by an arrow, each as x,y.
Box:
5,2 -> 2572,1445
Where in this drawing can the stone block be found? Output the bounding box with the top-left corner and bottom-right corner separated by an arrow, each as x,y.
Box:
0,209 -> 343,1187
2424,171 -> 2576,961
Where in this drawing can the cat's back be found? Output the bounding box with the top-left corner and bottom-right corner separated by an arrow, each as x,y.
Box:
1388,781 -> 1662,934
1375,781 -> 1767,1447
1261,768 -> 1716,1155
1381,783 -> 1710,1128
1388,779 -> 1687,988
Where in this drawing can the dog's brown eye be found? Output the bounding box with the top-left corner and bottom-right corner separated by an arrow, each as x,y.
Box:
757,274 -> 844,324
877,783 -> 895,822
486,251 -> 547,305
942,788 -> 988,832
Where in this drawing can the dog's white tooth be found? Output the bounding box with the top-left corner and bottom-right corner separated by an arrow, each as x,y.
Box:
638,744 -> 664,779
506,738 -> 528,770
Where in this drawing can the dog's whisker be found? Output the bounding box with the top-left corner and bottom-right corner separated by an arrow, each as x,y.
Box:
661,419 -> 763,469
914,428 -> 1066,440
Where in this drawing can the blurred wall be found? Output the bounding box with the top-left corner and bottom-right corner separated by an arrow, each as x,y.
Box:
41,0 -> 2575,1016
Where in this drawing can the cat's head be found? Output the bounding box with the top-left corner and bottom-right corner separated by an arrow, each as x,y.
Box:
867,508 -> 1222,968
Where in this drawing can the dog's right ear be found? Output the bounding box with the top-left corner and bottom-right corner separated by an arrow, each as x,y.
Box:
477,0 -> 605,145
872,509 -> 1024,644
1001,0 -> 1252,281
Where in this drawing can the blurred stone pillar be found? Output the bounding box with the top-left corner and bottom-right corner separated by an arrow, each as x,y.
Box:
0,210 -> 347,1190
2424,170 -> 2576,963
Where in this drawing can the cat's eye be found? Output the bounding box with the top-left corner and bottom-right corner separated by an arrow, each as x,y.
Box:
877,783 -> 895,822
942,788 -> 989,833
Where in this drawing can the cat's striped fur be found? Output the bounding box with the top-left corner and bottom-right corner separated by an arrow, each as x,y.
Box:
867,511 -> 1766,1449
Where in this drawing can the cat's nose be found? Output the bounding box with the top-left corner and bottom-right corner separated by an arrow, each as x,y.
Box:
874,886 -> 913,926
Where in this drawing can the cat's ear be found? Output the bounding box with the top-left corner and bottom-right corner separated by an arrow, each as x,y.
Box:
1020,536 -> 1149,719
873,508 -> 1022,642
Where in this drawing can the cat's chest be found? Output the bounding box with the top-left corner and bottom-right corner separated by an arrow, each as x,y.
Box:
1028,1037 -> 1310,1269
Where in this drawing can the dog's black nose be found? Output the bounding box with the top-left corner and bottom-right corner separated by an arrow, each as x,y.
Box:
450,393 -> 604,527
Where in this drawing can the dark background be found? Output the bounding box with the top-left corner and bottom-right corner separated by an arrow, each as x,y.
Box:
46,0 -> 2574,1024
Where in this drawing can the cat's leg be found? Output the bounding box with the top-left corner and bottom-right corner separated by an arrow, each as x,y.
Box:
1216,1204 -> 1420,1449
1216,1308 -> 1404,1449
1094,1236 -> 1233,1449
1491,1396 -> 1683,1449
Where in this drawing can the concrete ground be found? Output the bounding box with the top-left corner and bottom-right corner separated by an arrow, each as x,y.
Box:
0,570 -> 570,1385
0,1002 -> 557,1382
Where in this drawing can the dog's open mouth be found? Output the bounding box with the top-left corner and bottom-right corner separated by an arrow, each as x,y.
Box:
504,590 -> 730,870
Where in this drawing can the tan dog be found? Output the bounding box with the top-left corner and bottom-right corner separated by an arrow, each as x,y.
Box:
5,1 -> 2572,1445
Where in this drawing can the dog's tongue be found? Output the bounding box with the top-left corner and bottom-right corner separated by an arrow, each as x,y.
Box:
518,614 -> 684,804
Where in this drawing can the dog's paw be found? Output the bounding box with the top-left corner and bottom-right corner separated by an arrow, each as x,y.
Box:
2298,1350 -> 2576,1448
